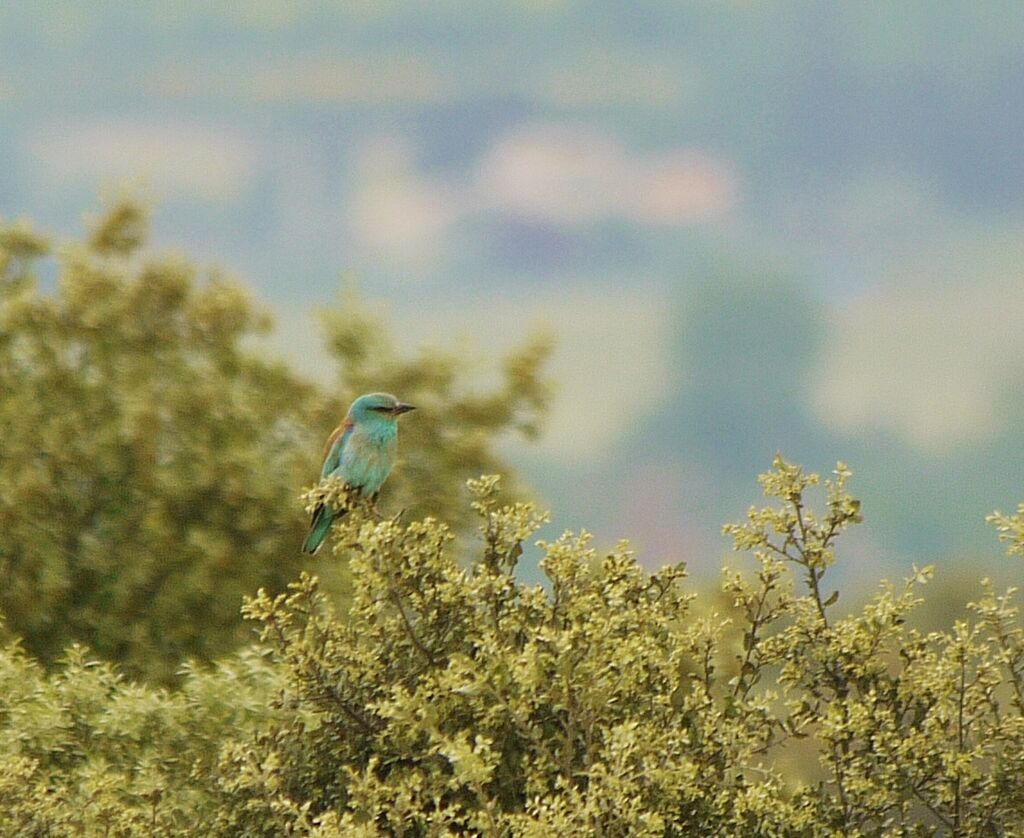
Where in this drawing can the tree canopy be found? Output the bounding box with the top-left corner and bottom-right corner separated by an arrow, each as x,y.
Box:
0,198 -> 551,681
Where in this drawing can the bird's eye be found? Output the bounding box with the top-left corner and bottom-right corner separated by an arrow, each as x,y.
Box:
371,405 -> 392,412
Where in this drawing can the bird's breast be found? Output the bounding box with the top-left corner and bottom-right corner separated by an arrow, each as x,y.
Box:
338,430 -> 397,495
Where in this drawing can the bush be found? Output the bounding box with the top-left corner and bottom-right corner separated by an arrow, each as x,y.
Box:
224,462 -> 1024,835
3,445 -> 1024,833
0,628 -> 281,836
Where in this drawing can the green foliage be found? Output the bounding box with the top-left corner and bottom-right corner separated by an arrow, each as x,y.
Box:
238,463 -> 1024,835
3,461 -> 1024,833
0,199 -> 551,682
0,620 -> 282,836
987,504 -> 1024,560
0,201 -> 310,682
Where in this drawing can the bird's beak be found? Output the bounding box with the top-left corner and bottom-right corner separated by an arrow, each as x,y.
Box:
392,402 -> 416,415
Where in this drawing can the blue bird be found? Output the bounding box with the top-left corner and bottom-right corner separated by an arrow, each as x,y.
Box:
302,392 -> 416,554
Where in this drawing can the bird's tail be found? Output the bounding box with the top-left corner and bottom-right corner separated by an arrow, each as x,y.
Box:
302,504 -> 336,554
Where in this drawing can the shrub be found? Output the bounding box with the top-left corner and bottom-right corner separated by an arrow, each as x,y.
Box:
3,459 -> 1024,835
227,461 -> 1024,835
0,627 -> 281,836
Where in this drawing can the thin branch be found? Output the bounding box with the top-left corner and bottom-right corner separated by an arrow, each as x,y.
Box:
390,588 -> 438,667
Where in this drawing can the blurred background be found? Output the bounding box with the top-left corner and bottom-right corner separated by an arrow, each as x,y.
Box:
3,1 -> 1023,595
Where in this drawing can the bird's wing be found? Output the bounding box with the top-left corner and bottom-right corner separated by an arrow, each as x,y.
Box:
320,418 -> 354,479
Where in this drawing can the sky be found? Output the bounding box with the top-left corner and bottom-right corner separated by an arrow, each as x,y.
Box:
3,1 -> 1024,585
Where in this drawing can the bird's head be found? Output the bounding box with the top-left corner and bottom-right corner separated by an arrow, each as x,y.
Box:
348,392 -> 417,425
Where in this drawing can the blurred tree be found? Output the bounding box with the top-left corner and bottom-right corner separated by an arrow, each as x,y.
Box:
0,198 -> 551,682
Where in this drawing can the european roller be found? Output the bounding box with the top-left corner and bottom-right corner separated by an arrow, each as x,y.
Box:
302,392 -> 416,554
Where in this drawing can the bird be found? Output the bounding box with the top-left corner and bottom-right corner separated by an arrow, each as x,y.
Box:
302,392 -> 416,554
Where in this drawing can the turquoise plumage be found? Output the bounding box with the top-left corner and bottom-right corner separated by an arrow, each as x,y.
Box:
302,392 -> 416,554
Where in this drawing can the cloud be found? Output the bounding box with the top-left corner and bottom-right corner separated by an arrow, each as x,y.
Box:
474,124 -> 736,226
26,119 -> 260,201
629,150 -> 737,224
812,261 -> 1024,450
474,125 -> 629,223
347,138 -> 464,271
